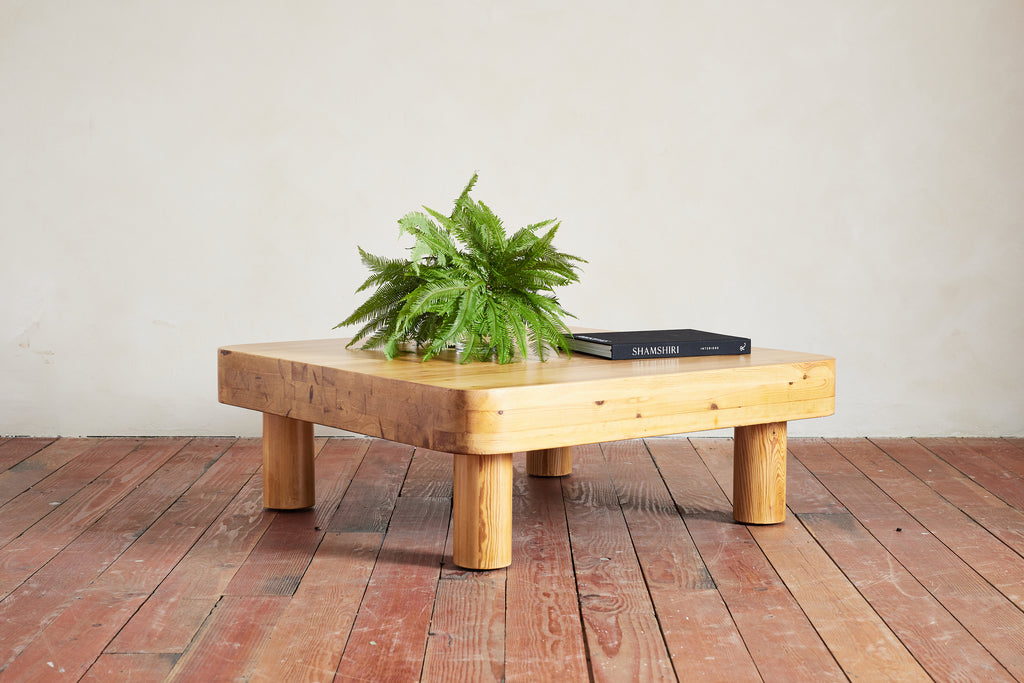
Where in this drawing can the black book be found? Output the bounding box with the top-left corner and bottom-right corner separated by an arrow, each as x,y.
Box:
566,329 -> 751,360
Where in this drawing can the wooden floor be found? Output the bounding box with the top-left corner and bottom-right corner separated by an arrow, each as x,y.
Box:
0,437 -> 1022,682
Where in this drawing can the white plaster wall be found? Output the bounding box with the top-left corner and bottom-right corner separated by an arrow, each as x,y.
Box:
2,1 -> 1022,437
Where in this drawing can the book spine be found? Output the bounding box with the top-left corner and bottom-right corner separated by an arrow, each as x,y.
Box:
609,340 -> 750,360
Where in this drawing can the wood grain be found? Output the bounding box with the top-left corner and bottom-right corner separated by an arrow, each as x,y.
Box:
793,438 -> 1024,679
82,653 -> 178,682
733,421 -> 787,523
603,439 -> 768,681
107,441 -> 267,654
333,496 -> 450,683
0,437 -> 55,473
248,440 -> 399,682
0,437 -> 98,506
696,438 -> 928,680
563,443 -> 676,682
917,438 -> 1024,510
526,446 -> 573,476
3,435 -> 1023,679
166,596 -> 289,681
0,439 -> 228,670
802,511 -> 1016,682
262,414 -> 315,509
652,438 -> 842,681
872,437 -> 1024,557
225,438 -> 366,596
1,438 -> 254,680
249,531 -> 382,683
421,518 -> 506,683
505,461 -> 589,682
748,519 -> 930,681
401,447 -> 454,498
326,439 -> 414,533
0,438 -> 190,596
219,339 -> 834,454
834,437 -> 1024,609
453,452 -> 512,569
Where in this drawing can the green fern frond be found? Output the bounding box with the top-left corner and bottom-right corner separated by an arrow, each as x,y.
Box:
336,174 -> 585,363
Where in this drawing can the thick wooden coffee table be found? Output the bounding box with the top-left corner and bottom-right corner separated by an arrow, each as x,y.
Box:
218,339 -> 835,569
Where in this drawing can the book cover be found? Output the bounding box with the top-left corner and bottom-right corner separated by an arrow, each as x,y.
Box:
566,329 -> 751,360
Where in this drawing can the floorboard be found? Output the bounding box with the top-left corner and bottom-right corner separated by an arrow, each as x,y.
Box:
563,443 -> 676,682
0,436 -> 1021,681
506,459 -> 588,682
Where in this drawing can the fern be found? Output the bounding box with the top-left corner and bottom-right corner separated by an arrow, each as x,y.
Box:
335,174 -> 586,363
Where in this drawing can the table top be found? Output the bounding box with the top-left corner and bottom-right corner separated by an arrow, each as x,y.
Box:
218,338 -> 835,454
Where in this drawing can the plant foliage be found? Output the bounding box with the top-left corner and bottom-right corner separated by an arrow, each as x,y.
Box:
336,174 -> 585,363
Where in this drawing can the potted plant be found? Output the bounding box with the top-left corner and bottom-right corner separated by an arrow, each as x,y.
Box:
336,174 -> 585,364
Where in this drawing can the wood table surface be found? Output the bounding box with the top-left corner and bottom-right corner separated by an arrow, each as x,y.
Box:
218,337 -> 836,569
218,338 -> 835,454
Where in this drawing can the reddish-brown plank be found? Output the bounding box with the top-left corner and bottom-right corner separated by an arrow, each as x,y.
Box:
918,438 -> 1024,510
751,519 -> 931,681
653,438 -> 843,681
693,438 -> 929,681
794,438 -> 1024,679
505,458 -> 589,683
249,531 -> 383,683
82,653 -> 178,682
250,439 -> 409,682
2,434 -> 1021,681
401,447 -> 454,498
99,438 -> 262,593
874,438 -> 1024,558
0,588 -> 152,681
562,442 -> 676,682
0,437 -> 98,506
785,439 -> 848,514
802,511 -> 1016,682
2,437 -> 259,679
333,496 -> 451,683
0,439 -> 231,670
0,438 -> 190,595
834,437 -> 1024,608
327,439 -> 415,533
420,445 -> 505,683
306,438 -> 370,530
220,511 -> 321,597
166,596 -> 290,681
421,516 -> 505,683
961,438 -> 1024,478
0,438 -> 143,545
604,439 -> 773,680
224,438 -> 369,596
108,441 -> 270,653
874,438 -> 1015,509
0,437 -> 55,472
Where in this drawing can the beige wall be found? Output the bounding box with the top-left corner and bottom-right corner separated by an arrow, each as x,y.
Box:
3,1 -> 1022,437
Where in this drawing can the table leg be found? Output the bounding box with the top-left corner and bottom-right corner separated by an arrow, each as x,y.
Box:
526,446 -> 573,477
453,453 -> 513,570
733,421 -> 787,524
262,413 -> 315,510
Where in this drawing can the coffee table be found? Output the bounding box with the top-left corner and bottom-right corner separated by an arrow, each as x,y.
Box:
218,339 -> 835,569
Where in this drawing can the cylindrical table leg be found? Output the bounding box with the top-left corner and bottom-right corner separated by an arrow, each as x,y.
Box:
526,446 -> 573,477
453,453 -> 513,570
262,413 -> 315,510
733,421 -> 787,524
